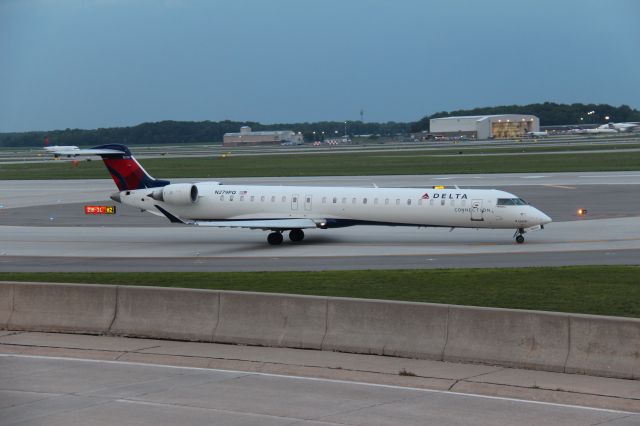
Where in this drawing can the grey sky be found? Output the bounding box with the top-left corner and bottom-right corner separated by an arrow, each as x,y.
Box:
1,0 -> 639,132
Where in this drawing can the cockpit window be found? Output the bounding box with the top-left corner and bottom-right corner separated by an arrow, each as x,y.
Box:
497,198 -> 528,206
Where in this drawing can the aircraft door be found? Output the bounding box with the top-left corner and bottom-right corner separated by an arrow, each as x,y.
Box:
291,194 -> 299,211
471,199 -> 484,221
304,194 -> 312,211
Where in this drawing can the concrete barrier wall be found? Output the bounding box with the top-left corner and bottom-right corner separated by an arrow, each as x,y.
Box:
565,315 -> 640,379
443,306 -> 569,372
6,282 -> 117,334
323,298 -> 448,360
0,283 -> 13,329
214,291 -> 327,349
110,286 -> 220,342
0,281 -> 638,380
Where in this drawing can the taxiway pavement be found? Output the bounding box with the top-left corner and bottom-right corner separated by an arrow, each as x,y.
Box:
1,172 -> 639,271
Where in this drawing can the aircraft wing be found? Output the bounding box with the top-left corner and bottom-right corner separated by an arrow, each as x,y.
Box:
155,205 -> 319,230
193,218 -> 319,230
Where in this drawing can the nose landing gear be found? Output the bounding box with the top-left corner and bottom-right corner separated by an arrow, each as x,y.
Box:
514,228 -> 525,244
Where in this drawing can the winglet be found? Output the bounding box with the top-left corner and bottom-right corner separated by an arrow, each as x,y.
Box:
155,205 -> 188,224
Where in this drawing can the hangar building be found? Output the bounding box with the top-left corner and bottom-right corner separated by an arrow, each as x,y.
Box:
223,126 -> 304,147
430,114 -> 540,140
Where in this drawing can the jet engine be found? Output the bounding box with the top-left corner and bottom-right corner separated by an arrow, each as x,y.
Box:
149,183 -> 198,204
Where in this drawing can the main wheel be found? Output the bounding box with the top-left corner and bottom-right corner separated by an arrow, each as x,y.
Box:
289,229 -> 305,242
267,232 -> 283,245
515,234 -> 525,244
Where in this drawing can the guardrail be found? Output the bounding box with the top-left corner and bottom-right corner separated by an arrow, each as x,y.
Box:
1,282 -> 638,379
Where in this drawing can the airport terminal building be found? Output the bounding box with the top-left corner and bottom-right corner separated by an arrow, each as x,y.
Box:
223,126 -> 304,147
430,114 -> 540,140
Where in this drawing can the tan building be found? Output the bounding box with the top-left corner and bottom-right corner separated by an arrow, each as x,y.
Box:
430,114 -> 540,140
223,126 -> 304,147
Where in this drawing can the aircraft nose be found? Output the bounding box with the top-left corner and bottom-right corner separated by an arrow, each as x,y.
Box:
538,210 -> 552,225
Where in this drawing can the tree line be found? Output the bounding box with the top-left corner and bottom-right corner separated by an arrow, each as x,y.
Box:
0,120 -> 409,148
2,102 -> 639,147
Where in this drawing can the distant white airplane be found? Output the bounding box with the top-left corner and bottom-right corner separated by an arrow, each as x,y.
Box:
59,144 -> 552,245
578,122 -> 639,134
526,131 -> 548,138
44,145 -> 80,157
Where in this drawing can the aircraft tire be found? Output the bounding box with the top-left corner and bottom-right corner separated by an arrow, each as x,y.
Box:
289,229 -> 305,242
515,235 -> 525,244
267,232 -> 284,245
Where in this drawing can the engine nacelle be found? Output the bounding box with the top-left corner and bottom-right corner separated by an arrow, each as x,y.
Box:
150,183 -> 198,204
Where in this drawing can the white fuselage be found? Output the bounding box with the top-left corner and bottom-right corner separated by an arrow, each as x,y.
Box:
121,183 -> 552,230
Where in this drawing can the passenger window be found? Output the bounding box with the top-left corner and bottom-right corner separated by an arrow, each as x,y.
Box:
407,199 -> 411,205
333,197 -> 337,204
363,198 -> 367,204
240,196 -> 245,201
230,195 -> 234,201
441,199 -> 445,206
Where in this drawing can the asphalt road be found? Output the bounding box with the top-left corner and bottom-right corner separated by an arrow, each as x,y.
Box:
1,355 -> 636,426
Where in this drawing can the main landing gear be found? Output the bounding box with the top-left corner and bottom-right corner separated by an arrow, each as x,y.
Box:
289,228 -> 305,242
267,232 -> 284,245
514,228 -> 525,244
267,229 -> 305,245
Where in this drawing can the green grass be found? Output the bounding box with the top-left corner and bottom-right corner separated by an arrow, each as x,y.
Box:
2,149 -> 640,179
2,266 -> 639,318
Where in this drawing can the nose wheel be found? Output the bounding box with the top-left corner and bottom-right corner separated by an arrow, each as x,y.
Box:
514,228 -> 525,244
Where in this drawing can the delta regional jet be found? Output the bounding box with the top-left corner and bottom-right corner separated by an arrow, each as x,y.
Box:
63,144 -> 552,245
